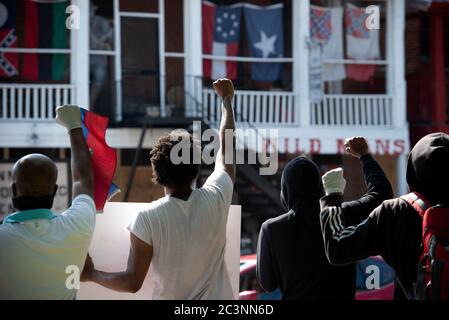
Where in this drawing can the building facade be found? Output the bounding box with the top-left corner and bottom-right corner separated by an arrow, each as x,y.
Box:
0,0 -> 409,251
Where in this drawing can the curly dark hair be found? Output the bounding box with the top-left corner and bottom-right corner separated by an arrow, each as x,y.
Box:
150,130 -> 201,188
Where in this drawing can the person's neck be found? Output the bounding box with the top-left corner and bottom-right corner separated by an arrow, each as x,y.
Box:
165,185 -> 193,201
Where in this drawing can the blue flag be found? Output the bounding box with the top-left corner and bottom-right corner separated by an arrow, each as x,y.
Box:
244,4 -> 284,82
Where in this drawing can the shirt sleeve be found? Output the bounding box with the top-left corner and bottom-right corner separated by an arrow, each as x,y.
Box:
126,210 -> 153,246
60,194 -> 96,236
202,169 -> 234,207
320,198 -> 388,266
340,154 -> 394,226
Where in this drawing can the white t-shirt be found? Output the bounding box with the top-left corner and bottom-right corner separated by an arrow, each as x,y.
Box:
127,169 -> 234,300
0,195 -> 96,300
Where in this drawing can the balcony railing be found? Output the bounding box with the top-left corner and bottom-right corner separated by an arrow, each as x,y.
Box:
311,94 -> 393,127
0,83 -> 395,129
0,84 -> 76,122
202,89 -> 296,127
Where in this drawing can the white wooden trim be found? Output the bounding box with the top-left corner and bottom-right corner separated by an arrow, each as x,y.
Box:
89,50 -> 116,56
294,0 -> 310,127
324,59 -> 388,65
0,48 -> 71,54
165,52 -> 185,58
114,0 -> 123,122
159,0 -> 167,117
70,0 -> 89,110
119,12 -> 160,19
202,54 -> 293,63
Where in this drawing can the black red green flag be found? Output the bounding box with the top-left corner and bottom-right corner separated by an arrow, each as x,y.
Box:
22,0 -> 68,81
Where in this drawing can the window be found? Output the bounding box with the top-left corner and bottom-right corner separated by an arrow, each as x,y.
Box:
89,0 -> 116,118
311,0 -> 388,94
0,0 -> 71,84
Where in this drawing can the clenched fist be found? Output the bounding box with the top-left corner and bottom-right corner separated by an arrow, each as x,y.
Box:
322,168 -> 347,196
344,136 -> 369,158
56,105 -> 83,132
213,78 -> 234,99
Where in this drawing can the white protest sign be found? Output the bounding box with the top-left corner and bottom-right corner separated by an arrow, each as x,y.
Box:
78,203 -> 241,300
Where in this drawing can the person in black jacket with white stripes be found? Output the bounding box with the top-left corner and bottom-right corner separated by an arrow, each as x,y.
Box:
257,137 -> 393,299
319,132 -> 449,299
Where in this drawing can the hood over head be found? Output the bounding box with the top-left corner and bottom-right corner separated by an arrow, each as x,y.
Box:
280,156 -> 324,211
407,132 -> 449,205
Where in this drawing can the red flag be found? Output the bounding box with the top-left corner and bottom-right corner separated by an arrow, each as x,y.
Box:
22,0 -> 38,80
80,109 -> 119,211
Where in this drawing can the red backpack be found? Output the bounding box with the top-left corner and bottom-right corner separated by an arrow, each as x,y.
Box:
401,192 -> 449,300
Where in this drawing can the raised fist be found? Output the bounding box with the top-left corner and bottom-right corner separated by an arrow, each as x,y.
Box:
344,136 -> 369,158
322,168 -> 347,196
56,105 -> 83,132
213,78 -> 234,99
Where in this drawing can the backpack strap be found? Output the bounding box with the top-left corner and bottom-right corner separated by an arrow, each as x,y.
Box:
401,192 -> 431,218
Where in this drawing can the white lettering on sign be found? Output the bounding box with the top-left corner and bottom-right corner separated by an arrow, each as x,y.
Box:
271,138 -> 407,155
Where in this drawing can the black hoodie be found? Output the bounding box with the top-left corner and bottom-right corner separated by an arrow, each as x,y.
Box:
320,132 -> 449,299
257,154 -> 393,300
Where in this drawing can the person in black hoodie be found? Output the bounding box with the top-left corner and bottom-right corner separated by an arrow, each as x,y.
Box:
319,132 -> 449,300
256,137 -> 393,300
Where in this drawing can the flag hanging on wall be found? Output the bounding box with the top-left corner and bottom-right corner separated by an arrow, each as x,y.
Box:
22,0 -> 68,81
345,3 -> 380,82
310,5 -> 346,82
81,109 -> 120,212
0,0 -> 18,78
203,1 -> 242,80
243,3 -> 284,82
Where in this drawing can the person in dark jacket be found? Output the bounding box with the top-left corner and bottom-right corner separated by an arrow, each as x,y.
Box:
319,132 -> 449,300
256,137 -> 393,300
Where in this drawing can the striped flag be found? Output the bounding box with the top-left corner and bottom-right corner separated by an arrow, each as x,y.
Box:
22,0 -> 68,81
80,109 -> 120,212
202,1 -> 242,80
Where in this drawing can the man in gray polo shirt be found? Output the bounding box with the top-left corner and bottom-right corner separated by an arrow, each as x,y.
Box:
0,105 -> 95,299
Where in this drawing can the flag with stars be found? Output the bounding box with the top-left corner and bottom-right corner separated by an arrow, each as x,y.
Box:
345,3 -> 380,82
0,0 -> 18,78
310,5 -> 346,82
202,1 -> 242,80
243,3 -> 284,82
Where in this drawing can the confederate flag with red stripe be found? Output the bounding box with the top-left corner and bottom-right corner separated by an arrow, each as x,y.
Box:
202,1 -> 242,80
0,0 -> 18,78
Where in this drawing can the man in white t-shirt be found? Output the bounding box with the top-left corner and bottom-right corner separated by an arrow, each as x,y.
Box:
82,79 -> 236,300
0,105 -> 96,299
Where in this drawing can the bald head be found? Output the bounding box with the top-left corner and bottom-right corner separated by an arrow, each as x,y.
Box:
12,154 -> 58,198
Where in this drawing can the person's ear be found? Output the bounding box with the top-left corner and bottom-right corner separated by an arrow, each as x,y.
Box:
12,183 -> 17,198
52,185 -> 58,197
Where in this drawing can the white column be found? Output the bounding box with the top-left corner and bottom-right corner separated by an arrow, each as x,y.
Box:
388,0 -> 407,128
397,154 -> 408,196
70,0 -> 89,109
184,0 -> 203,117
159,0 -> 167,117
387,0 -> 408,195
293,0 -> 310,127
113,0 -> 122,122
